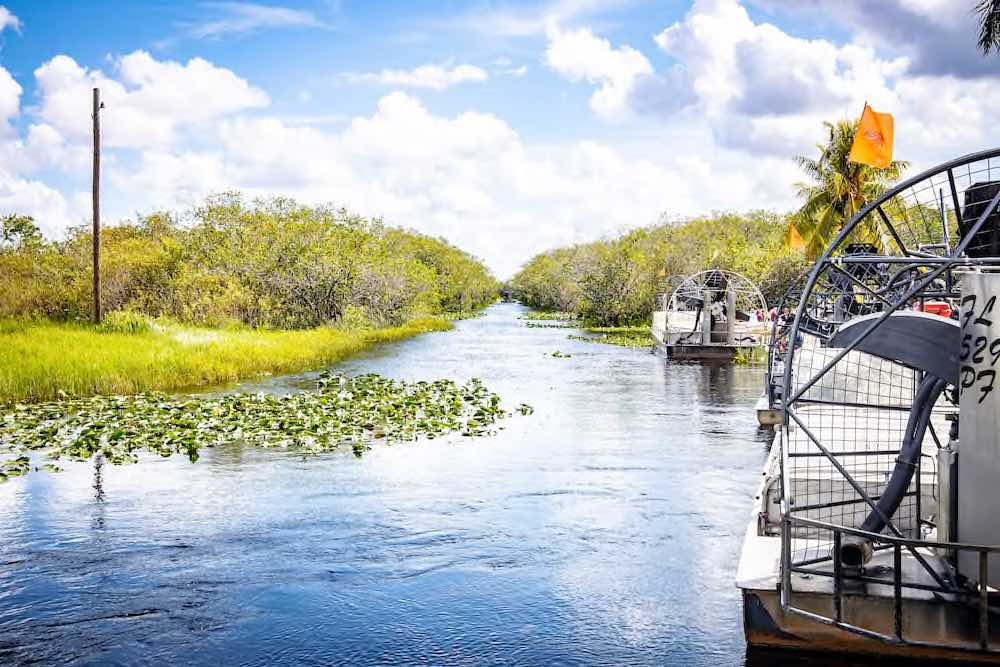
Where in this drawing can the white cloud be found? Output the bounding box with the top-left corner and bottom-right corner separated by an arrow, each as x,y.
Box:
534,0 -> 1000,169
95,88 -> 800,276
0,169 -> 75,236
0,61 -> 21,126
0,5 -> 20,33
25,17 -> 1000,279
341,63 -> 488,90
545,26 -> 653,118
33,51 -> 268,149
0,48 -> 812,277
189,2 -> 325,39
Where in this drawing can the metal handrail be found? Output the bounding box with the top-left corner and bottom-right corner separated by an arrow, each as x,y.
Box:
782,513 -> 1000,652
788,514 -> 1000,555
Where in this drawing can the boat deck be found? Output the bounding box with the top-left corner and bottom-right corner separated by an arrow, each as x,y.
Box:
739,411 -> 1000,662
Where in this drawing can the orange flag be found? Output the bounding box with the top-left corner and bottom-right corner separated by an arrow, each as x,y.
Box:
848,103 -> 894,168
785,222 -> 805,251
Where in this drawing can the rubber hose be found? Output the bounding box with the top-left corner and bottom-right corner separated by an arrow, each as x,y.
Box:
859,375 -> 947,534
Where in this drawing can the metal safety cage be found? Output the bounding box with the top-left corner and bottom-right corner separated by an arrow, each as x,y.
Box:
777,148 -> 1000,651
764,276 -> 808,409
663,270 -> 769,346
654,274 -> 688,312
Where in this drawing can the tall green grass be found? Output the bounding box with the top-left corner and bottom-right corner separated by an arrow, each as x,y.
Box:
0,316 -> 452,404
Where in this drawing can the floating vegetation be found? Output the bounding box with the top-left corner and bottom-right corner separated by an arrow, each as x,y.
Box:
447,310 -> 487,321
519,311 -> 577,321
524,322 -> 575,329
550,351 -> 572,358
0,372 -> 522,482
733,346 -> 767,365
569,327 -> 652,349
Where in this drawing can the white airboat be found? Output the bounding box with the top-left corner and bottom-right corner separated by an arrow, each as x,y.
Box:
739,148 -> 1000,662
651,270 -> 769,361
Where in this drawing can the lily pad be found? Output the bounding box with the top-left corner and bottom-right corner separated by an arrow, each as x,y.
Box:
0,372 -> 525,479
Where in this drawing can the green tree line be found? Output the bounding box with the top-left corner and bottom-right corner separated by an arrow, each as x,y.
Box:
510,211 -> 810,326
0,192 -> 498,329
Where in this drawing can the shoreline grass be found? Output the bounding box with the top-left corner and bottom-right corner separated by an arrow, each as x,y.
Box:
0,316 -> 453,404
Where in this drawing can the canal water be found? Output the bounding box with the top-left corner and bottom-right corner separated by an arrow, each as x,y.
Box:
1,303 -> 780,665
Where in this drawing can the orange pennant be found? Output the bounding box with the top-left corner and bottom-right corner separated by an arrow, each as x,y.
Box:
848,103 -> 894,169
785,222 -> 805,250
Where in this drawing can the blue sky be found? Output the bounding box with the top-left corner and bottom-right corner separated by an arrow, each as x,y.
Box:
0,0 -> 996,276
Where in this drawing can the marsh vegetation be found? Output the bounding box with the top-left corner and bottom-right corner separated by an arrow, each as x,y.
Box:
0,194 -> 498,402
511,211 -> 808,327
0,371 -> 521,481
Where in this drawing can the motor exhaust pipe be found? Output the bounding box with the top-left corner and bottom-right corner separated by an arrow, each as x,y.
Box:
838,536 -> 873,568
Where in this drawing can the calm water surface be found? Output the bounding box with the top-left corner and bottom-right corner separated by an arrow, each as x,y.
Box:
2,303 -> 781,665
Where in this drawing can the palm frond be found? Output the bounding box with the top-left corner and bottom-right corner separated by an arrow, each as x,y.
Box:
977,0 -> 1000,54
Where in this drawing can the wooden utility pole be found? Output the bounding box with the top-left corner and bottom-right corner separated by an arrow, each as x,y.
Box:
92,87 -> 102,324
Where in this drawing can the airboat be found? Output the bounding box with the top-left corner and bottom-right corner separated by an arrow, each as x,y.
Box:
651,269 -> 769,361
738,148 -> 1000,662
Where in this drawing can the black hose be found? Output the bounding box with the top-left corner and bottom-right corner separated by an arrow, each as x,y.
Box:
858,375 -> 947,534
676,305 -> 704,344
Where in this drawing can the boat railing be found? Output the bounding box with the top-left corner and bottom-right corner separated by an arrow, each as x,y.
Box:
780,513 -> 1000,653
764,276 -> 810,407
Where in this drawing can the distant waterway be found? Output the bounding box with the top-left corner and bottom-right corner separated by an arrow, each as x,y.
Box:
0,303 -> 839,665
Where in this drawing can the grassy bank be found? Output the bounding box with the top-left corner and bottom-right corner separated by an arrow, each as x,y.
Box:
0,317 -> 452,404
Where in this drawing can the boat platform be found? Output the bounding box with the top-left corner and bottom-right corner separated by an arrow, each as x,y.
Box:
652,310 -> 767,361
739,408 -> 1000,663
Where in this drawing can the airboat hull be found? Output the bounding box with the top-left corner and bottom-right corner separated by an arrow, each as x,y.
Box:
755,392 -> 780,426
664,343 -> 741,360
652,310 -> 767,361
738,418 -> 1000,664
742,586 -> 1000,664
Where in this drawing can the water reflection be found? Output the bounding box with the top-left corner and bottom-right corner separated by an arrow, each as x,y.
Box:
0,304 -> 827,665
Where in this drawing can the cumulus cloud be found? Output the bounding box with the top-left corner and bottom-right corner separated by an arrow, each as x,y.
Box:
0,62 -> 20,126
2,47 -> 804,276
33,50 -> 268,149
0,5 -> 20,33
0,169 -> 76,236
754,0 -> 995,79
16,30 -> 965,277
649,0 -> 1000,161
544,26 -> 653,118
538,0 -> 1000,167
138,91 -> 806,276
341,63 -> 488,90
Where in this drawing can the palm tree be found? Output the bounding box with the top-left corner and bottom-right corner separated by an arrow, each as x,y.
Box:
792,119 -> 907,259
977,0 -> 1000,54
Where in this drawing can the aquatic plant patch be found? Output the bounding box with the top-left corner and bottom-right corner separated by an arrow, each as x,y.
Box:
733,346 -> 767,365
0,372 -> 525,481
447,310 -> 488,321
568,327 -> 652,349
519,311 -> 577,321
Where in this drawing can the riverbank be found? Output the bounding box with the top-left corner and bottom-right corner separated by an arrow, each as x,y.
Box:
0,317 -> 453,404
